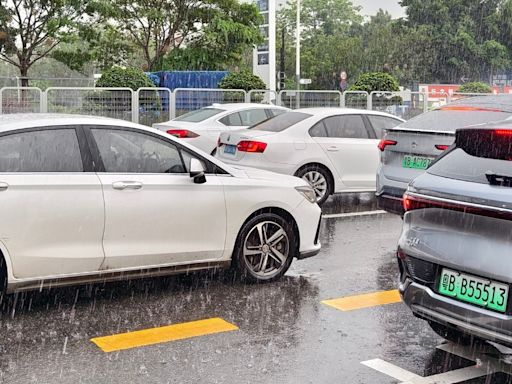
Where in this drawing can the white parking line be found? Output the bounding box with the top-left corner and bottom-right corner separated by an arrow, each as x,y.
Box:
322,210 -> 388,219
361,359 -> 421,381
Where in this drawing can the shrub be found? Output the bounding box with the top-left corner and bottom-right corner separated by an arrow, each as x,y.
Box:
96,66 -> 155,90
457,82 -> 493,94
348,72 -> 400,93
218,71 -> 266,91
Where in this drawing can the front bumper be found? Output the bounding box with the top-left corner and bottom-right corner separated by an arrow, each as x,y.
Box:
400,277 -> 512,347
293,202 -> 322,260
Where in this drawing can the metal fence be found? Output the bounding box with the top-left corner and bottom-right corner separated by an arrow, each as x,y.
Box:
0,86 -> 489,125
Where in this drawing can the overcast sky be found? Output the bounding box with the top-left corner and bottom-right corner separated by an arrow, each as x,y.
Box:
352,0 -> 406,18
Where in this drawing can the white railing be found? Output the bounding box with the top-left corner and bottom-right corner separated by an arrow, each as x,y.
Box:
0,86 -> 451,124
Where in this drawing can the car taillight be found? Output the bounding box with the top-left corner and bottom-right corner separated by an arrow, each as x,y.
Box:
378,139 -> 397,152
237,141 -> 267,153
166,129 -> 199,138
435,144 -> 450,151
403,193 -> 512,221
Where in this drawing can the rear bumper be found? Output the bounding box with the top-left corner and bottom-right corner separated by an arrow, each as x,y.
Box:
376,187 -> 405,215
400,278 -> 512,347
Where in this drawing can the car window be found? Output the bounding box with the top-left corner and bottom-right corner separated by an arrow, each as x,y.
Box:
0,129 -> 83,172
268,108 -> 287,117
91,128 -> 186,174
173,108 -> 225,122
367,115 -> 402,138
249,111 -> 312,132
239,109 -> 268,126
324,115 -> 368,139
219,112 -> 242,126
309,122 -> 328,137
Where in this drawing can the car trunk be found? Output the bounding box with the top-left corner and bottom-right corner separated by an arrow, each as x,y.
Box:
217,129 -> 276,162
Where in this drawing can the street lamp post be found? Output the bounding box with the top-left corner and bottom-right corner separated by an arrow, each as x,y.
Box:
295,0 -> 300,108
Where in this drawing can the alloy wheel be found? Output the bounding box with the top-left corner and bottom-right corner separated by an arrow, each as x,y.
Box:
302,171 -> 328,202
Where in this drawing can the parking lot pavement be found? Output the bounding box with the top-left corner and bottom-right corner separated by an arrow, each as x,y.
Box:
1,198 -> 512,383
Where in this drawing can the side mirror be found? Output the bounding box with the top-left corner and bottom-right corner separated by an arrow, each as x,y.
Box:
189,158 -> 206,184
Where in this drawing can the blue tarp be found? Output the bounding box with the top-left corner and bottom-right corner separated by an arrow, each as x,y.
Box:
150,71 -> 230,113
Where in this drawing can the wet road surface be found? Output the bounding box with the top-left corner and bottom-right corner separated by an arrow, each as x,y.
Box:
0,194 -> 511,383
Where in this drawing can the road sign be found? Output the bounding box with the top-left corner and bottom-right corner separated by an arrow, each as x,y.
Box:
299,78 -> 312,85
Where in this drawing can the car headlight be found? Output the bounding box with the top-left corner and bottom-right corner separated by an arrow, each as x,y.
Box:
295,186 -> 317,203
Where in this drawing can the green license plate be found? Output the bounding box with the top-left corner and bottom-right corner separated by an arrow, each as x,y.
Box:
402,155 -> 433,169
438,268 -> 509,313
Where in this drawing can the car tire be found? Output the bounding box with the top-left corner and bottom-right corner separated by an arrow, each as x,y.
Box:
0,256 -> 6,296
428,321 -> 478,345
232,213 -> 296,283
296,165 -> 332,206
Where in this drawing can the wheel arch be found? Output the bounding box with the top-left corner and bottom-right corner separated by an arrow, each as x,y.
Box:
294,162 -> 336,195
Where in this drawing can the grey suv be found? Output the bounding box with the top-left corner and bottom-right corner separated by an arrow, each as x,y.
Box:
377,95 -> 512,215
398,121 -> 512,346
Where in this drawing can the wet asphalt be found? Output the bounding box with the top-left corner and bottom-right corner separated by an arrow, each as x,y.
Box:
0,194 -> 511,383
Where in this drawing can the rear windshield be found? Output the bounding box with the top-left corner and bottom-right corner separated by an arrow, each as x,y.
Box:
428,148 -> 511,184
249,112 -> 312,132
399,109 -> 512,132
174,108 -> 224,122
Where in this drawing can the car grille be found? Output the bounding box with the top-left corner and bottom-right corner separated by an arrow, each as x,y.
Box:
405,257 -> 437,284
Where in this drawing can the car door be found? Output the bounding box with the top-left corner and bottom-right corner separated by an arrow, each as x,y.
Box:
86,125 -> 227,270
0,126 -> 105,279
312,114 -> 378,189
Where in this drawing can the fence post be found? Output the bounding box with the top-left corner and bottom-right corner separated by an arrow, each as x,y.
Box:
423,91 -> 428,113
367,93 -> 372,110
131,89 -> 139,124
170,90 -> 176,119
41,89 -> 48,113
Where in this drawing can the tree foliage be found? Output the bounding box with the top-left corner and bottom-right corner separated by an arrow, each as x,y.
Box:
96,66 -> 154,90
458,82 -> 493,94
218,71 -> 266,91
349,72 -> 400,93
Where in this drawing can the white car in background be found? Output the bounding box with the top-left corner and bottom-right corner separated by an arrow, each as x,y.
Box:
153,103 -> 288,155
0,114 -> 321,293
216,108 -> 404,205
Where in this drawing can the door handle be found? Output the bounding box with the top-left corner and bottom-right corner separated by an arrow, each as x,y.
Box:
327,146 -> 339,152
112,181 -> 143,190
0,182 -> 8,191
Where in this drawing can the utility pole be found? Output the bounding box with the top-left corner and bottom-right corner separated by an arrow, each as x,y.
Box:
279,27 -> 285,91
295,0 -> 301,108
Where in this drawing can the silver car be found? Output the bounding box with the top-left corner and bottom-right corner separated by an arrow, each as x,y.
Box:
377,95 -> 512,215
398,121 -> 512,346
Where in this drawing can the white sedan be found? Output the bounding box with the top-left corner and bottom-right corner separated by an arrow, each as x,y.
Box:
0,114 -> 321,293
153,103 -> 288,155
216,108 -> 404,205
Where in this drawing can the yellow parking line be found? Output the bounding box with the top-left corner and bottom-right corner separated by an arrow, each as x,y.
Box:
322,289 -> 401,311
91,317 -> 239,353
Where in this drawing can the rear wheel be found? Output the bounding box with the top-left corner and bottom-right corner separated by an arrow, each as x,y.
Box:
428,321 -> 478,345
0,256 -> 6,298
232,213 -> 296,283
296,165 -> 332,205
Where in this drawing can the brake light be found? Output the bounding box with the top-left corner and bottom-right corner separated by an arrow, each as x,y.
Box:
166,129 -> 199,138
378,139 -> 397,152
435,144 -> 450,151
495,129 -> 512,137
403,193 -> 512,221
439,106 -> 504,112
237,140 -> 267,153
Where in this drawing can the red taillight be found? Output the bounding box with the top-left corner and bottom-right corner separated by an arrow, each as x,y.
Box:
435,144 -> 450,151
237,140 -> 267,153
378,139 -> 397,152
495,129 -> 512,137
166,129 -> 199,138
403,193 -> 512,221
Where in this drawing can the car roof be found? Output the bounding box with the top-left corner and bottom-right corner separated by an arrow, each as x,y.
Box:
206,103 -> 288,111
447,94 -> 512,112
294,107 -> 404,119
0,113 -> 143,133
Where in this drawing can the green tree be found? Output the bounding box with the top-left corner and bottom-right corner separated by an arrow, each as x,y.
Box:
218,71 -> 266,91
349,72 -> 400,93
0,0 -> 97,86
96,66 -> 154,90
99,0 -> 262,72
458,82 -> 493,93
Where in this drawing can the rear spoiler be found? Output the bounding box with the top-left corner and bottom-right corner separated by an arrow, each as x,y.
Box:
388,127 -> 455,135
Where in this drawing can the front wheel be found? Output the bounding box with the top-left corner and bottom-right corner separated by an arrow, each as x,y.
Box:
232,213 -> 296,283
296,165 -> 332,206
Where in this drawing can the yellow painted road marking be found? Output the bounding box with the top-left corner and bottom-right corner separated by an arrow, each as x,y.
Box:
322,289 -> 401,311
91,317 -> 239,353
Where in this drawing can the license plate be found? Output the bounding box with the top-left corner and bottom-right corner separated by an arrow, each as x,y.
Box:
224,145 -> 236,155
402,155 -> 433,169
438,268 -> 509,313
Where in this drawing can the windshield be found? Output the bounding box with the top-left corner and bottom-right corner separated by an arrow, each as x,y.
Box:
173,108 -> 225,122
249,112 -> 312,132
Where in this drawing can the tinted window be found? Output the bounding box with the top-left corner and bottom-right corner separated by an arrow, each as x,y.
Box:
324,115 -> 368,139
219,112 -> 242,126
367,115 -> 402,138
309,122 -> 327,137
174,108 -> 225,122
91,128 -> 186,173
239,109 -> 268,126
0,129 -> 83,172
268,108 -> 287,117
249,112 -> 312,132
400,109 -> 512,132
428,148 -> 511,184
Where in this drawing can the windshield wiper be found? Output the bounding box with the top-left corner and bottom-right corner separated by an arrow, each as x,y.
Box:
486,171 -> 512,187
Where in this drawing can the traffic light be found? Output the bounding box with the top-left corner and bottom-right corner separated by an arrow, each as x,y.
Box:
279,72 -> 286,90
